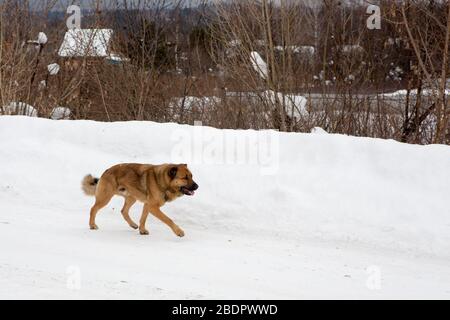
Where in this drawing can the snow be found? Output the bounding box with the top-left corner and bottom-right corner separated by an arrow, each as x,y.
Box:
170,93 -> 308,120
1,102 -> 38,117
311,127 -> 328,134
38,80 -> 47,91
27,32 -> 48,47
47,63 -> 60,75
50,107 -> 71,120
383,89 -> 450,97
38,32 -> 48,45
385,37 -> 405,46
1,117 -> 450,299
338,44 -> 364,54
262,90 -> 308,118
228,39 -> 242,47
345,74 -> 356,82
255,39 -> 266,47
106,53 -> 130,64
250,51 -> 268,80
274,45 -> 315,55
248,52 -> 308,119
58,29 -> 113,58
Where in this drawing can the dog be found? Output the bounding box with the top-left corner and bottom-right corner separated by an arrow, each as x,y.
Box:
82,163 -> 198,237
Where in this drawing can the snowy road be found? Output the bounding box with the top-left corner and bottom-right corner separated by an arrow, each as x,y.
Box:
2,213 -> 450,299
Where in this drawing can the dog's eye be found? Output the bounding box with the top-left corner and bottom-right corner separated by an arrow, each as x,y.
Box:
184,176 -> 189,180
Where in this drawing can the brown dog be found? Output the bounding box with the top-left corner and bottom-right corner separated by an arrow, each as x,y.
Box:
82,163 -> 198,237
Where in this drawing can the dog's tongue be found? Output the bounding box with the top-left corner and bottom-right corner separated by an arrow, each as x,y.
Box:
181,187 -> 195,196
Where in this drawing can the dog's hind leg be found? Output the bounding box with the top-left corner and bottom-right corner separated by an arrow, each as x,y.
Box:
89,185 -> 114,230
121,197 -> 138,230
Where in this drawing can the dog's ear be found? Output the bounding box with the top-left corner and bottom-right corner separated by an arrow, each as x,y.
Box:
168,166 -> 178,179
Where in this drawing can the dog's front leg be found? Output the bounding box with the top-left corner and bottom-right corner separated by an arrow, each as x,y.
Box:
139,204 -> 150,235
149,206 -> 185,237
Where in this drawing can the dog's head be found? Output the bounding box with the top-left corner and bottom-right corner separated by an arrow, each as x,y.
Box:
167,164 -> 198,196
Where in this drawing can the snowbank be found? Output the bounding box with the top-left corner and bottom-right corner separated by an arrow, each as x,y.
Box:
1,117 -> 449,299
0,117 -> 448,256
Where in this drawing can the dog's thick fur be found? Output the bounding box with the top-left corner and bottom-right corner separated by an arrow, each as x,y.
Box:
82,163 -> 198,237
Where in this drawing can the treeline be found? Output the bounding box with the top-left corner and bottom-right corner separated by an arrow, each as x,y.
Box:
0,0 -> 449,144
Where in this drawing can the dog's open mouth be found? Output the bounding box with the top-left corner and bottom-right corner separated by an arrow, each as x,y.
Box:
180,186 -> 195,196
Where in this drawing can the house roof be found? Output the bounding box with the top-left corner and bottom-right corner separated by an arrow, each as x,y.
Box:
58,29 -> 113,58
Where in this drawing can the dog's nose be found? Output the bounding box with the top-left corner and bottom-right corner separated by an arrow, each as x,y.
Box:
192,182 -> 199,190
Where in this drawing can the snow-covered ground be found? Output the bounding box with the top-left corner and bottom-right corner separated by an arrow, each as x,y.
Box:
0,116 -> 449,299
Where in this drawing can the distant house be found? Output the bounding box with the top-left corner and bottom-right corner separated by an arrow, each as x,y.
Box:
59,28 -> 113,58
58,28 -> 128,68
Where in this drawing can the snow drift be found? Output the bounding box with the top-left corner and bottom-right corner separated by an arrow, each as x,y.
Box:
0,116 -> 449,299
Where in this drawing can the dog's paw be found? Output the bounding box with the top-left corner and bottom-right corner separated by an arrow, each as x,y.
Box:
173,226 -> 185,237
90,224 -> 99,230
129,222 -> 139,230
139,229 -> 149,235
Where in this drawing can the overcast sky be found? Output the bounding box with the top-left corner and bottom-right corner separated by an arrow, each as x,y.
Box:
34,0 -> 213,11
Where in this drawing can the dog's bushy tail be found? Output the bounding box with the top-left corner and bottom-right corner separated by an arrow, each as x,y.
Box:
82,174 -> 99,196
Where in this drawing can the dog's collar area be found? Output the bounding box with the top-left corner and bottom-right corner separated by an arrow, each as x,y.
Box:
164,190 -> 178,201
